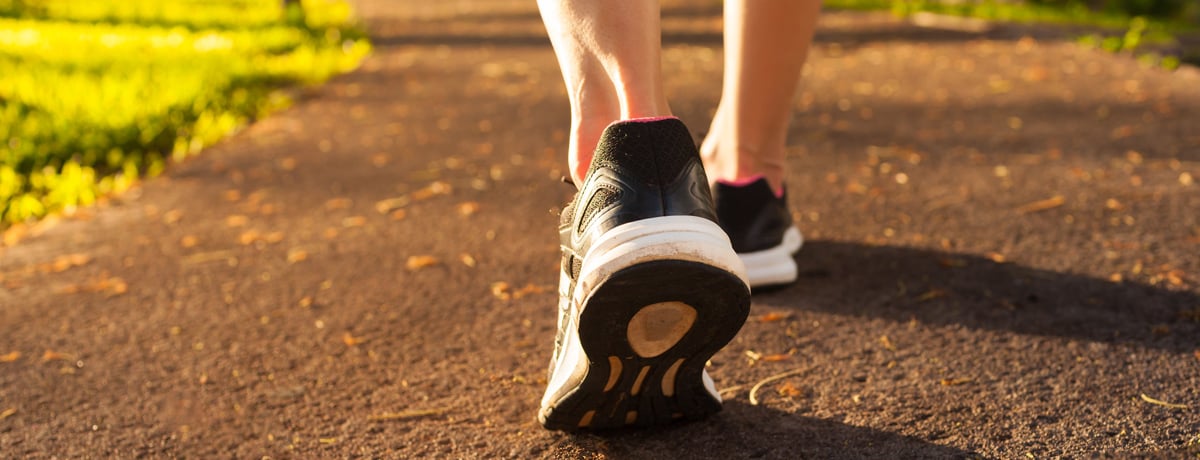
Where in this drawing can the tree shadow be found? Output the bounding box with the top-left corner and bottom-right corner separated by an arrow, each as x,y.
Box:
365,9 -> 1066,50
757,241 -> 1198,354
549,401 -> 975,459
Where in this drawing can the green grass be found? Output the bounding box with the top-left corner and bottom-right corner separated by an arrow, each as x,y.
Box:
823,0 -> 1198,70
0,0 -> 369,224
824,0 -> 1197,31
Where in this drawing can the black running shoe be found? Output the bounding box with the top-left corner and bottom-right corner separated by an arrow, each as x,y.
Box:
540,117 -> 751,431
712,177 -> 803,289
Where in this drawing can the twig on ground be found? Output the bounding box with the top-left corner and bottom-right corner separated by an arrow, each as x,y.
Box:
1139,393 -> 1189,409
749,367 -> 812,406
368,408 -> 450,421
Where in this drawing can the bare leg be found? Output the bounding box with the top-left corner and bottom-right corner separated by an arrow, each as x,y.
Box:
701,0 -> 822,193
537,1 -> 672,184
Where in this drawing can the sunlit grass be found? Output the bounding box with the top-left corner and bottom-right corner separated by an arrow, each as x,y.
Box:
0,0 -> 369,224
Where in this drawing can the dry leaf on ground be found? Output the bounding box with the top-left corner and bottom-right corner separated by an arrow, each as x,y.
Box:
225,215 -> 248,227
406,255 -> 439,271
42,350 -> 71,362
287,249 -> 308,263
342,332 -> 366,347
1016,195 -> 1065,214
757,312 -> 790,323
456,201 -> 480,217
940,377 -> 973,386
0,351 -> 20,362
491,282 -> 512,300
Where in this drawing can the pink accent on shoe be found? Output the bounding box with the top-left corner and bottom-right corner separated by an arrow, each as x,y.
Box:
614,116 -> 678,125
716,174 -> 765,187
716,174 -> 784,198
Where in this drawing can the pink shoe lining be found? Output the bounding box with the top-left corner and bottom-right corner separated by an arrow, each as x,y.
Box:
614,116 -> 677,125
716,174 -> 784,198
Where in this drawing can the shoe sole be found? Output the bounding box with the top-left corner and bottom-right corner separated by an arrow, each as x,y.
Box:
738,227 -> 804,290
540,217 -> 751,431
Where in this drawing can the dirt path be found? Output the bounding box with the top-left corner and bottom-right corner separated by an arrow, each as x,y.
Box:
2,1 -> 1198,458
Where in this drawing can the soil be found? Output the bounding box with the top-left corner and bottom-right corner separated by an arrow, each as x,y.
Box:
2,1 -> 1198,458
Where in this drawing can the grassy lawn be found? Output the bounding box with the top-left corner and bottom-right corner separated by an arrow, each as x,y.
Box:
825,0 -> 1199,67
0,0 -> 369,225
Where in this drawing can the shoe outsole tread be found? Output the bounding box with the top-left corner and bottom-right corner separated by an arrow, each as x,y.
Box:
540,259 -> 750,431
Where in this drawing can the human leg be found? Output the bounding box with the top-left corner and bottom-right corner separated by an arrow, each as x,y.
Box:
704,0 -> 821,288
536,0 -> 672,184
536,1 -> 751,430
701,0 -> 822,193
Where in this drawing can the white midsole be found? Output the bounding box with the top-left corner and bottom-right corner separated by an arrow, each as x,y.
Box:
738,226 -> 803,288
575,215 -> 749,297
542,216 -> 747,410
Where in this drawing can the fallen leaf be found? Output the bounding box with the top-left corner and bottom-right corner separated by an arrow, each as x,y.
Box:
238,230 -> 260,245
1181,172 -> 1194,186
406,255 -> 438,271
1016,195 -> 1065,214
342,332 -> 366,347
512,283 -> 551,299
411,181 -> 453,201
757,312 -> 791,323
491,281 -> 512,300
163,210 -> 183,225
367,408 -> 448,421
460,254 -> 476,268
879,335 -> 896,351
324,198 -> 352,210
1110,125 -> 1135,140
940,377 -> 973,386
986,252 -> 1006,263
375,196 -> 410,214
1140,393 -> 1189,409
777,381 -> 804,397
225,215 -> 248,227
916,289 -> 948,302
456,201 -> 480,217
263,232 -> 285,244
342,216 -> 367,228
0,408 -> 14,419
0,351 -> 20,363
760,354 -> 791,362
42,350 -> 70,362
287,249 -> 308,263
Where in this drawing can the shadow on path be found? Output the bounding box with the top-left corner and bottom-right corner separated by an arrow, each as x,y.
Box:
364,8 -> 1068,50
553,402 -> 973,459
760,241 -> 1198,353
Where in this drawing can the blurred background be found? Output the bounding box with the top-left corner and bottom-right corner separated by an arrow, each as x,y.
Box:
0,0 -> 1195,228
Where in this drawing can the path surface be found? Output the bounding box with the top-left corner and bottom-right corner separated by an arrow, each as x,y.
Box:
3,1 -> 1199,458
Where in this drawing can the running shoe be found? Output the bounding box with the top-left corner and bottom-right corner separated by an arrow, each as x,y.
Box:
540,117 -> 751,431
712,177 -> 804,289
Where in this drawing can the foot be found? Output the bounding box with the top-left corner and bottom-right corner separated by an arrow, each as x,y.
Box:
540,118 -> 751,431
711,176 -> 804,289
